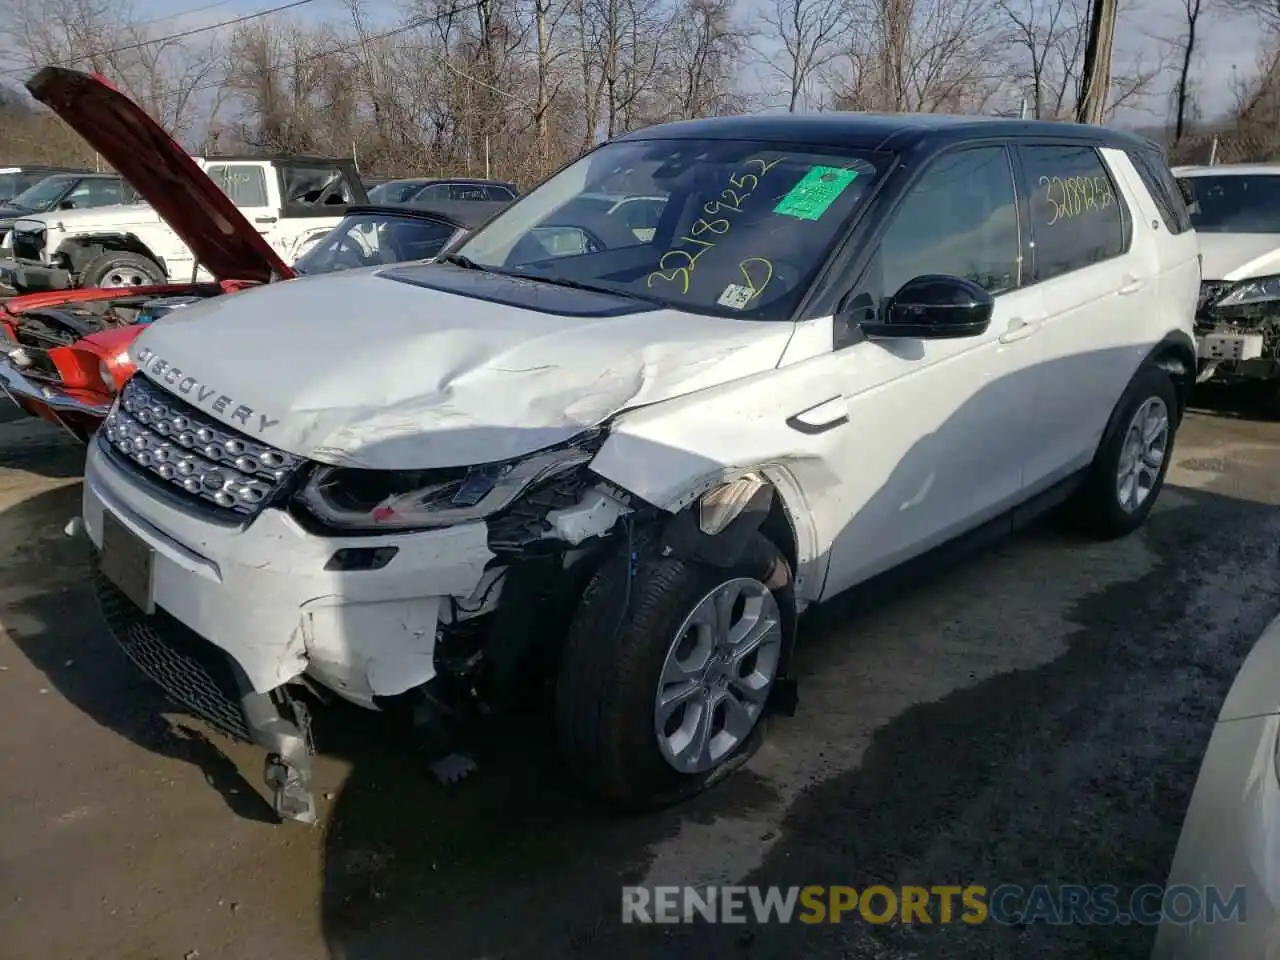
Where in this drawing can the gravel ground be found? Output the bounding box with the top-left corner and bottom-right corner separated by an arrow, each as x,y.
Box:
0,394 -> 1278,960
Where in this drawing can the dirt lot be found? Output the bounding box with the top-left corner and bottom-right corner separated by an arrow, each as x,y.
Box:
1,396 -> 1279,960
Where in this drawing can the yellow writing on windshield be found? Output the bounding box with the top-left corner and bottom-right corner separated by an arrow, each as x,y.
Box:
1040,174 -> 1115,225
647,157 -> 786,296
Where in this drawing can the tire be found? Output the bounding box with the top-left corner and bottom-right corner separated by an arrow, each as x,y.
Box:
80,251 -> 165,288
555,530 -> 794,810
1067,363 -> 1180,540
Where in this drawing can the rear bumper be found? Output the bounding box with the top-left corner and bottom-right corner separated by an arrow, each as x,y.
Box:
0,354 -> 112,437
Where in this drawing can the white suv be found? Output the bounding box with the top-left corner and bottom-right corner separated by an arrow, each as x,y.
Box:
80,115 -> 1200,822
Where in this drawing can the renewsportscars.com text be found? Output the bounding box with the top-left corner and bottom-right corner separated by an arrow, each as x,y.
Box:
621,884 -> 1247,926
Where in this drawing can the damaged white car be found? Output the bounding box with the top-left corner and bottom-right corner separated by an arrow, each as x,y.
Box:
82,115 -> 1199,822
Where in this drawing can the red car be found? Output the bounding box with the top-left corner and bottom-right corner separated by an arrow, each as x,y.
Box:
0,67 -> 296,440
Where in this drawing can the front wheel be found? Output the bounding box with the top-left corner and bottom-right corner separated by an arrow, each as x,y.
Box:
80,250 -> 165,288
555,531 -> 793,810
1067,364 -> 1179,539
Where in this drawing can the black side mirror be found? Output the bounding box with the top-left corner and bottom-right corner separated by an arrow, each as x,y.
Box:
861,274 -> 994,340
58,199 -> 75,210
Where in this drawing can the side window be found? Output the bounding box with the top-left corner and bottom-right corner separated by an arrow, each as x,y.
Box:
484,185 -> 515,201
451,184 -> 488,201
1018,145 -> 1127,282
207,164 -> 270,207
852,146 -> 1020,327
78,178 -> 126,207
280,165 -> 356,210
1128,148 -> 1193,234
414,184 -> 451,202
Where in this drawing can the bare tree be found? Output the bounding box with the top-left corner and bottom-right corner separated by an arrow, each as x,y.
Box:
758,0 -> 848,111
1171,0 -> 1208,140
996,0 -> 1082,118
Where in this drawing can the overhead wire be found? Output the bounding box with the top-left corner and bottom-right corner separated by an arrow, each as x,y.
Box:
0,0 -> 320,77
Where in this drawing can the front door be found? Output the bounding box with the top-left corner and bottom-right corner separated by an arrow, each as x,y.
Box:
820,144 -> 1046,598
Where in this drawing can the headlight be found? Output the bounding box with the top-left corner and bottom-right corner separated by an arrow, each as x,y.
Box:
98,358 -> 118,394
1214,275 -> 1280,308
299,431 -> 603,531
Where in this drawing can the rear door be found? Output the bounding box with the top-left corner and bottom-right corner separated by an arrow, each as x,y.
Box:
200,161 -> 277,277
1013,142 -> 1156,491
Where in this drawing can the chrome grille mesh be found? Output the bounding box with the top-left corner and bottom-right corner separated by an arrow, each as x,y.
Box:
102,375 -> 303,517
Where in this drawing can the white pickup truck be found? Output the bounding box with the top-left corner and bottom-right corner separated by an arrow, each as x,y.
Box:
4,155 -> 366,291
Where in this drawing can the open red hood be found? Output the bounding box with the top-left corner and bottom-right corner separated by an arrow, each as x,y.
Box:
26,67 -> 295,285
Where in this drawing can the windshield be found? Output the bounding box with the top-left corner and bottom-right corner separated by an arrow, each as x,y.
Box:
9,175 -> 76,211
293,212 -> 460,274
1179,174 -> 1280,233
368,180 -> 429,205
454,138 -> 882,319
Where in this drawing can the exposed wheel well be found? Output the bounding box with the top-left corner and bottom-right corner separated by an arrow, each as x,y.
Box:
1149,333 -> 1196,423
758,489 -> 800,580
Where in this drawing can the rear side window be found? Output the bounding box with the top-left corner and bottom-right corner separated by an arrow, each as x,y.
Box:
207,164 -> 270,207
1128,148 -> 1193,234
451,183 -> 488,201
484,184 -> 515,201
1019,144 -> 1127,282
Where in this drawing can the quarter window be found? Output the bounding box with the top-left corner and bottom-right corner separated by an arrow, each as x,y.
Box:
207,164 -> 270,207
1128,148 -> 1192,234
1019,145 -> 1127,282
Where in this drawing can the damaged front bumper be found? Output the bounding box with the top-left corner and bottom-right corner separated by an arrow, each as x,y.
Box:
0,351 -> 112,437
82,439 -> 500,821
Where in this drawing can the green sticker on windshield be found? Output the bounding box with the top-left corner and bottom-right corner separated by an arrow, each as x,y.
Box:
774,166 -> 858,221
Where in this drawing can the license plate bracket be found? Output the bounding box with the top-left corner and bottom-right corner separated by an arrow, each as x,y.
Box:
100,511 -> 155,614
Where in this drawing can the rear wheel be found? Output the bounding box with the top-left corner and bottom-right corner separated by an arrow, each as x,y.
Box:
555,531 -> 792,810
1067,364 -> 1179,539
80,251 -> 165,288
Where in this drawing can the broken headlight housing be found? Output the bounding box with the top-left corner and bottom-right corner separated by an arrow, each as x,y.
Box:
298,429 -> 604,531
1213,275 -> 1280,310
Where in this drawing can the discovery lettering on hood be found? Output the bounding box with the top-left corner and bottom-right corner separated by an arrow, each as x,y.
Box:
133,345 -> 280,433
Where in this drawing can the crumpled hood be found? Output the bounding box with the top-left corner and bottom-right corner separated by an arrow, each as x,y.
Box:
129,269 -> 796,469
1197,233 -> 1280,281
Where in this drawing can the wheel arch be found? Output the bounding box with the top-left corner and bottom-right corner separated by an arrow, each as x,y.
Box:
1145,329 -> 1196,422
55,233 -> 166,278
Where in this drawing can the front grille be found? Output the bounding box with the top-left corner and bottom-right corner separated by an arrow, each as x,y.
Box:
101,375 -> 304,518
94,571 -> 252,741
11,228 -> 43,262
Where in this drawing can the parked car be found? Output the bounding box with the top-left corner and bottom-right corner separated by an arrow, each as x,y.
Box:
0,88 -> 505,439
1151,609 -> 1280,959
0,164 -> 92,203
77,113 -> 1199,824
1174,163 -> 1280,409
293,199 -> 506,275
367,177 -> 517,205
2,67 -> 366,293
0,171 -> 141,252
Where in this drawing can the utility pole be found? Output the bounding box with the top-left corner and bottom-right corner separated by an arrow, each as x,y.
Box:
1076,0 -> 1118,125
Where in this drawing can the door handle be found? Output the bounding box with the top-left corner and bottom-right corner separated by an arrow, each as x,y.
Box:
1118,274 -> 1146,295
998,317 -> 1040,344
254,216 -> 278,224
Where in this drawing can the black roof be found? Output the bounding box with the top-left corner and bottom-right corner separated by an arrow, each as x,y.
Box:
616,112 -> 1157,154
341,198 -> 510,229
377,176 -> 517,189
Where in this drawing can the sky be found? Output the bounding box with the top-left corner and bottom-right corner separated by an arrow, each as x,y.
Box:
93,0 -> 1280,129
